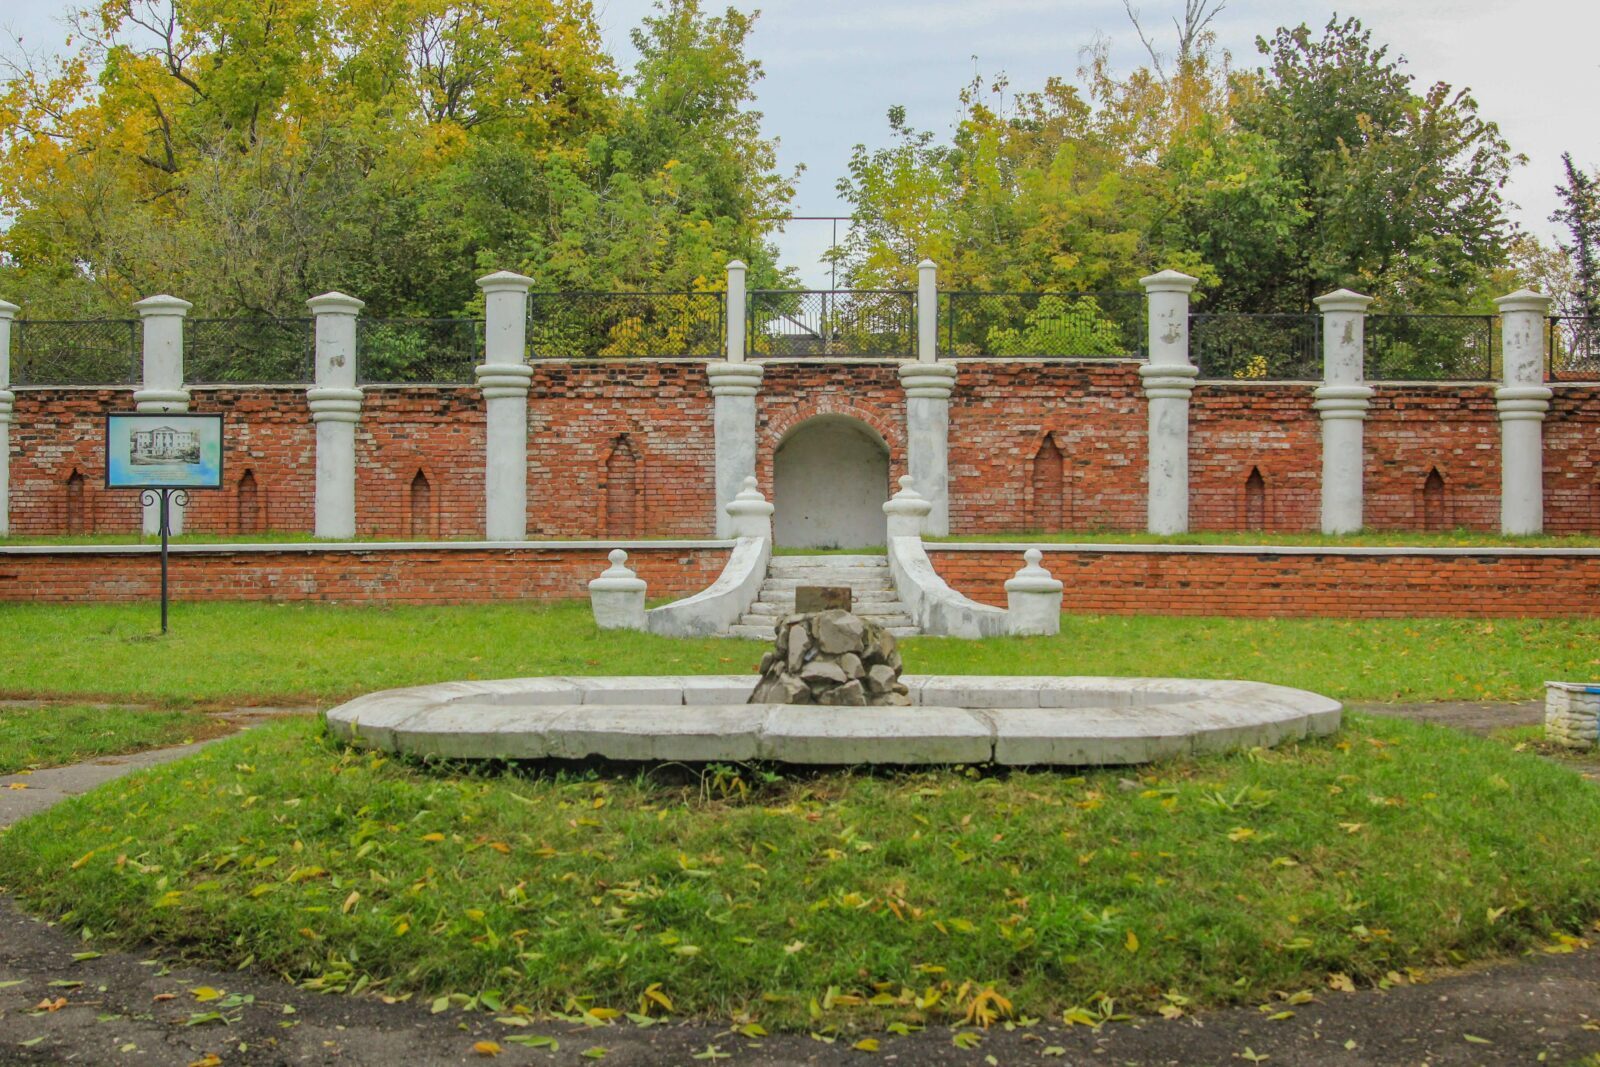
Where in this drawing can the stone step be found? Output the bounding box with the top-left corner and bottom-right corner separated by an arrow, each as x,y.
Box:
751,590 -> 902,607
767,555 -> 888,573
759,576 -> 898,593
723,623 -> 918,641
737,612 -> 913,630
745,601 -> 907,618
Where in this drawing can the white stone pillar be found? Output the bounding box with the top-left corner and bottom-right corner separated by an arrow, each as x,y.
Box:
306,292 -> 364,539
475,270 -> 535,541
1495,289 -> 1553,535
132,295 -> 193,535
1138,270 -> 1199,534
708,361 -> 763,537
898,258 -> 956,536
0,299 -> 16,537
1312,288 -> 1375,534
725,259 -> 747,362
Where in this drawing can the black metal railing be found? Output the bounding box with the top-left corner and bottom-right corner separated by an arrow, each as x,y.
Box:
1366,314 -> 1497,381
10,319 -> 140,387
1189,313 -> 1322,380
357,318 -> 483,384
940,291 -> 1144,358
1548,316 -> 1599,381
527,291 -> 723,359
748,290 -> 914,357
185,318 -> 315,384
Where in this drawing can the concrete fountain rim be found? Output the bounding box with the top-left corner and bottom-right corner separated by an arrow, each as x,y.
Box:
325,675 -> 1341,767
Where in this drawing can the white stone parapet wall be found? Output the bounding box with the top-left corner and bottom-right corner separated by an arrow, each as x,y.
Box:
1546,682 -> 1600,749
306,292 -> 365,539
1496,289 -> 1553,536
132,294 -> 193,535
476,270 -> 535,540
0,298 -> 16,537
1312,288 -> 1375,534
1139,270 -> 1199,535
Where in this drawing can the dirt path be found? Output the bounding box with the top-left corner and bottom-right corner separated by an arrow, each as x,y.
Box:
4,703 -> 1600,1066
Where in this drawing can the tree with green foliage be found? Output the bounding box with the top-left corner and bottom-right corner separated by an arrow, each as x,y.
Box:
1552,152 -> 1599,321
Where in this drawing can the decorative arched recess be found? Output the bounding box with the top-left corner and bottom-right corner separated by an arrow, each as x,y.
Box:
236,469 -> 262,534
1244,467 -> 1266,530
772,415 -> 891,548
408,468 -> 437,540
1029,434 -> 1066,532
602,434 -> 641,539
1421,467 -> 1448,531
65,470 -> 88,535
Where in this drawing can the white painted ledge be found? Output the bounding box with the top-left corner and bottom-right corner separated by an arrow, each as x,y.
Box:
924,542 -> 1600,559
0,539 -> 735,557
644,536 -> 771,638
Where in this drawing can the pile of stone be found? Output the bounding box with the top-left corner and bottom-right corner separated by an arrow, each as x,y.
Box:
749,609 -> 911,706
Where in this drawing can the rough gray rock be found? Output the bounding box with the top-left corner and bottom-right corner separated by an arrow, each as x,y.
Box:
747,610 -> 906,708
814,610 -> 867,654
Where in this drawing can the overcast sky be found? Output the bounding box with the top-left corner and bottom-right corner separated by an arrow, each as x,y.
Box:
6,0 -> 1597,286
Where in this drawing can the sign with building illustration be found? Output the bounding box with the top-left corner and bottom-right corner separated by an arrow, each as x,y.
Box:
105,413 -> 224,489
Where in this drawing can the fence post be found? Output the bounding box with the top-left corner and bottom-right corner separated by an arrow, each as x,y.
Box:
1312,289 -> 1374,534
1495,289 -> 1553,535
475,271 -> 535,541
0,299 -> 15,537
898,259 -> 957,535
708,259 -> 762,537
132,295 -> 193,535
306,292 -> 364,539
1138,270 -> 1199,534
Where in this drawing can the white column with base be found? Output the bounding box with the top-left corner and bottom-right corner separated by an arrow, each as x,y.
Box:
1312,288 -> 1374,534
476,271 -> 535,540
306,292 -> 364,539
1138,270 -> 1199,534
708,361 -> 763,537
899,258 -> 956,535
132,295 -> 193,535
1495,289 -> 1554,535
0,299 -> 16,537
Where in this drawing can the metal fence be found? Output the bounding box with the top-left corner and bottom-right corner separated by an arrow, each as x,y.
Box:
528,292 -> 723,359
10,320 -> 140,386
748,290 -> 915,357
1366,314 -> 1497,381
940,291 -> 1144,358
185,318 -> 314,384
357,318 -> 483,384
1548,316 -> 1599,380
1189,313 -> 1322,380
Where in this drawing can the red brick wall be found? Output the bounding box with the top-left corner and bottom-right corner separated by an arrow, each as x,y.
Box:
8,365 -> 1600,540
0,544 -> 729,604
928,547 -> 1600,618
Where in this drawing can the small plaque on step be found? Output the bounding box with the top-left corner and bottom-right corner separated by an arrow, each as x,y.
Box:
795,586 -> 852,613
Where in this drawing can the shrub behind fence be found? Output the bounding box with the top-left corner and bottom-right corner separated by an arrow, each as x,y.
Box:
529,292 -> 723,359
357,319 -> 483,384
748,290 -> 914,357
11,320 -> 140,387
940,291 -> 1145,358
185,318 -> 314,385
1366,314 -> 1497,381
1190,313 -> 1321,380
1549,317 -> 1599,380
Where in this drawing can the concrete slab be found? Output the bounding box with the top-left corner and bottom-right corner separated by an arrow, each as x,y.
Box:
757,705 -> 993,765
543,705 -> 767,762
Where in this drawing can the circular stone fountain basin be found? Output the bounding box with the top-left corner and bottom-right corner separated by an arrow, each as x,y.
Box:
326,676 -> 1340,766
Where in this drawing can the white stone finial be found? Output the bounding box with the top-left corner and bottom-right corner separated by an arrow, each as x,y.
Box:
884,475 -> 933,537
476,270 -> 535,294
1494,288 -> 1552,315
1312,288 -> 1374,313
589,548 -> 647,629
307,291 -> 365,314
0,299 -> 18,320
1005,546 -> 1064,635
1138,269 -> 1199,294
132,294 -> 194,317
727,259 -> 748,273
725,475 -> 774,539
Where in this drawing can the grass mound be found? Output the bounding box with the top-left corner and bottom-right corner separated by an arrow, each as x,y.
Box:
2,715 -> 1597,1030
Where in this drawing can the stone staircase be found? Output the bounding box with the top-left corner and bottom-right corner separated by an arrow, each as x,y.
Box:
724,554 -> 918,640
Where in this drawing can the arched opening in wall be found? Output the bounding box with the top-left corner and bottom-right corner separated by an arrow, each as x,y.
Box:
605,436 -> 639,538
408,470 -> 433,540
1422,468 -> 1447,531
1244,467 -> 1266,530
1030,436 -> 1065,532
773,415 -> 890,548
236,470 -> 261,534
65,470 -> 88,534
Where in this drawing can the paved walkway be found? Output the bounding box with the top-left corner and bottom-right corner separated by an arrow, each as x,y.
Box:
4,703 -> 1600,1065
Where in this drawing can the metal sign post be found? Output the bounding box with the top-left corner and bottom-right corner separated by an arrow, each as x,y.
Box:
105,412 -> 224,634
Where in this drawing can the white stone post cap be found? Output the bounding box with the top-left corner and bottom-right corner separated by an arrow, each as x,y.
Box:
476,270 -> 535,294
918,258 -> 937,270
0,299 -> 18,319
132,294 -> 194,316
883,475 -> 933,518
1004,547 -> 1064,593
725,475 -> 775,519
1312,288 -> 1374,313
1138,269 -> 1199,294
589,549 -> 647,593
1494,288 -> 1552,315
726,259 -> 748,273
307,291 -> 365,314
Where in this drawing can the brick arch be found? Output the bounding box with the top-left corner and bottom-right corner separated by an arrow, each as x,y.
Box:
1244,466 -> 1266,530
762,400 -> 904,492
368,450 -> 440,539
1026,430 -> 1068,532
597,431 -> 649,538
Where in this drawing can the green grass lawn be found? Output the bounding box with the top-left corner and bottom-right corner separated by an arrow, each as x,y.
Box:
0,704 -> 226,773
929,528 -> 1600,548
0,601 -> 1593,707
2,714 -> 1595,1029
